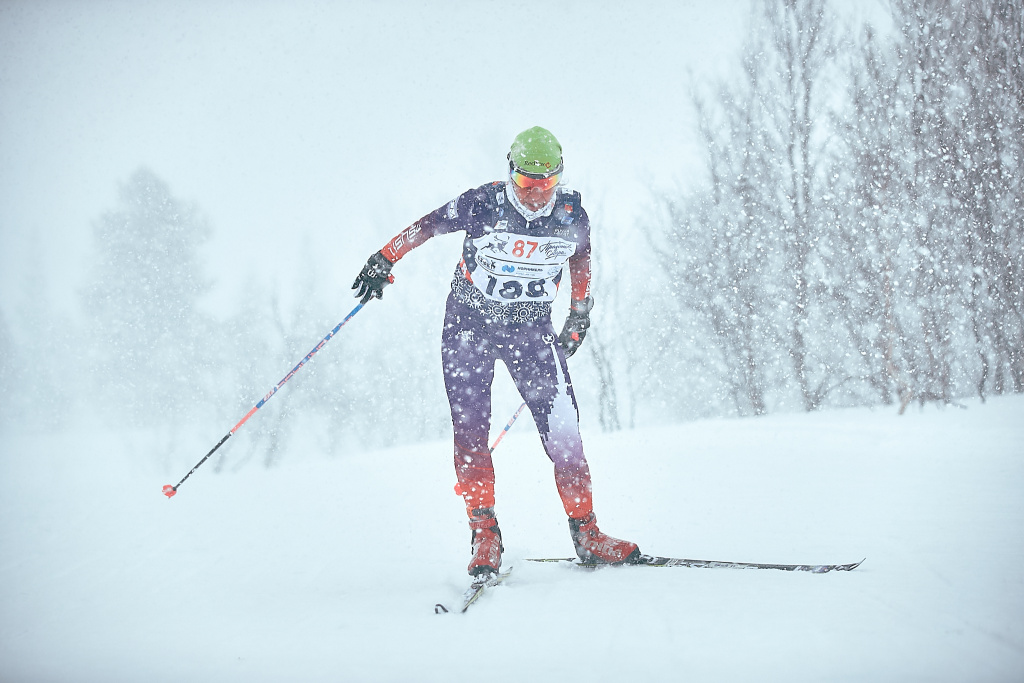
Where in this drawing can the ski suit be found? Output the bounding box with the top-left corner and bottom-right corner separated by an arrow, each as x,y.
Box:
379,180 -> 595,520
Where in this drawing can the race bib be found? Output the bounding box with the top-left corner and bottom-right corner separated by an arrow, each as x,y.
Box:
468,233 -> 577,304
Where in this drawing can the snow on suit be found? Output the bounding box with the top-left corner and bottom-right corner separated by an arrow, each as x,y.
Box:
379,180 -> 595,521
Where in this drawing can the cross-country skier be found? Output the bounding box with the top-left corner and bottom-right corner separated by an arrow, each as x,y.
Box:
351,126 -> 641,576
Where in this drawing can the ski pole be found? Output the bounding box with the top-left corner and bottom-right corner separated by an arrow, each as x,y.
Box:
489,401 -> 528,453
163,300 -> 368,499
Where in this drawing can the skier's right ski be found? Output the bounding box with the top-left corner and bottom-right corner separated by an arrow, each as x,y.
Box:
435,567 -> 513,614
525,555 -> 864,573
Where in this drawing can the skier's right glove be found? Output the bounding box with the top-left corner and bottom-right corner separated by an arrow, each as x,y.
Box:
558,296 -> 593,358
352,251 -> 395,304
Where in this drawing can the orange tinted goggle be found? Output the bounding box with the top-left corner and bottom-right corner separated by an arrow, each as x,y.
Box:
510,164 -> 561,191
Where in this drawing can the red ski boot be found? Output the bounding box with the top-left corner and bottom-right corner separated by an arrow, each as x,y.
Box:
467,510 -> 503,576
568,512 -> 641,565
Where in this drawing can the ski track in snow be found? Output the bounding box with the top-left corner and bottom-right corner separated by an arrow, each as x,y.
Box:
1,396 -> 1023,682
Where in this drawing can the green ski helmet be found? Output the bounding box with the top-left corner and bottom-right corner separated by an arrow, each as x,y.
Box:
508,126 -> 563,176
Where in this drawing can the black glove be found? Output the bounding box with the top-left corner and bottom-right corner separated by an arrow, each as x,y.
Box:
558,296 -> 593,358
352,251 -> 394,304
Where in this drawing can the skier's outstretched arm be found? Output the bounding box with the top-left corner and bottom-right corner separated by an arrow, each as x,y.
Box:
351,191 -> 477,303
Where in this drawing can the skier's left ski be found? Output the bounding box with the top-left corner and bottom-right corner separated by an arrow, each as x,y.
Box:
435,567 -> 513,614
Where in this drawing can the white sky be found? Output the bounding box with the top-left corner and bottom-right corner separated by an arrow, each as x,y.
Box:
1,0 -> 754,322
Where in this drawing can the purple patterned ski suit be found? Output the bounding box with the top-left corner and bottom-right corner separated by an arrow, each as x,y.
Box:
379,180 -> 595,519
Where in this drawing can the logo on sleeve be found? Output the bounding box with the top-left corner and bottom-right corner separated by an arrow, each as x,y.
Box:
447,199 -> 459,219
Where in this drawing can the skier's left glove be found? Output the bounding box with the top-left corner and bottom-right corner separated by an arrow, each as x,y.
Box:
558,296 -> 593,358
352,251 -> 395,304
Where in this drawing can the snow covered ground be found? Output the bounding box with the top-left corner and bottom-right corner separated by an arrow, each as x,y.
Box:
2,395 -> 1022,682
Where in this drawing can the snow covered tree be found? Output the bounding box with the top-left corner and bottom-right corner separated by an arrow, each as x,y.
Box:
81,168 -> 213,430
834,23 -> 919,410
652,81 -> 780,417
0,242 -> 75,431
757,0 -> 843,411
653,0 -> 844,415
922,0 -> 1024,397
842,0 -> 1024,406
651,0 -> 1023,421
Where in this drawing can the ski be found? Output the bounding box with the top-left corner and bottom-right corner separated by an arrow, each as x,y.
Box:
435,567 -> 513,614
525,555 -> 864,574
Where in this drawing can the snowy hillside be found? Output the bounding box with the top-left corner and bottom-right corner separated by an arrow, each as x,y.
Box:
2,396 -> 1022,682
